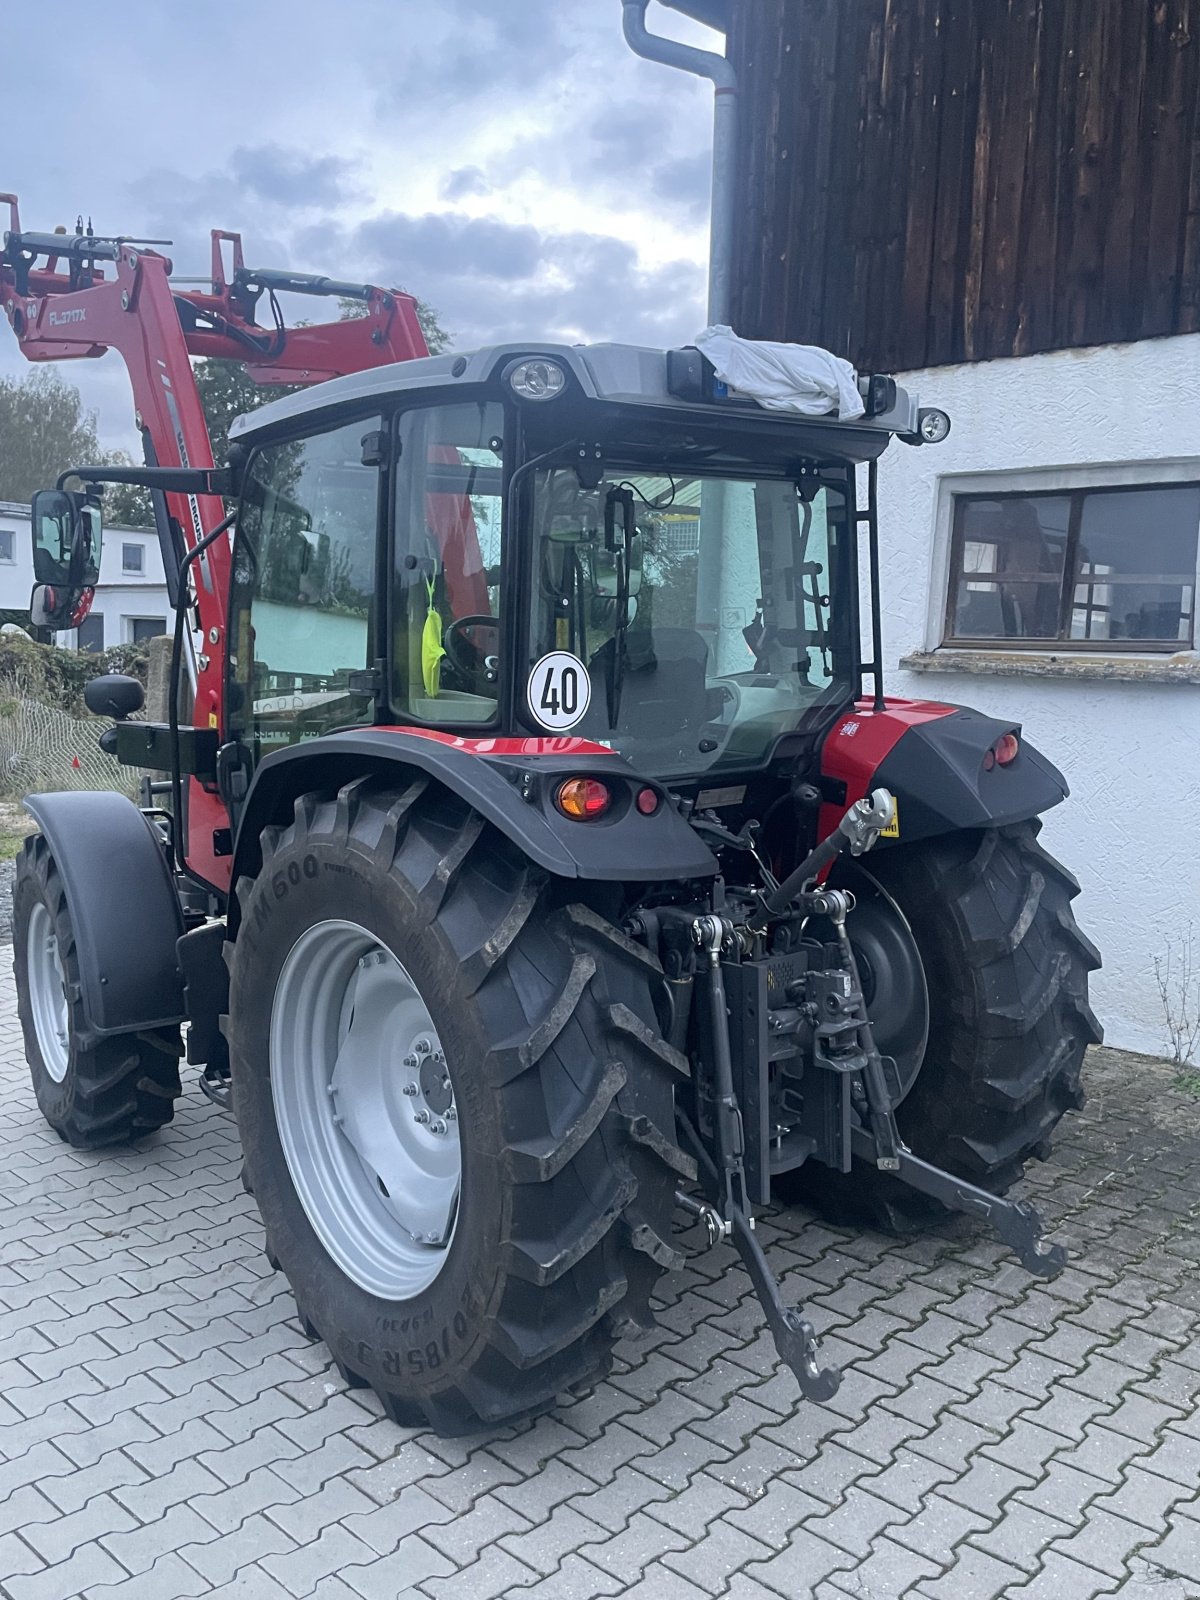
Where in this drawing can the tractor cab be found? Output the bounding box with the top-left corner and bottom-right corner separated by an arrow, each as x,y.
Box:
221,341 -> 930,792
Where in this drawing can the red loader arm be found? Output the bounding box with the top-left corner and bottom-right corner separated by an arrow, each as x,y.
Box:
0,196 -> 435,887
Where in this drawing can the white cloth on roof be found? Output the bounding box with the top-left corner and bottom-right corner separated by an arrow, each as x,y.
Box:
693,325 -> 865,420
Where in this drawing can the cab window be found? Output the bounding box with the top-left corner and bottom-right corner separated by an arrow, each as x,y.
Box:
229,416 -> 381,761
392,402 -> 504,724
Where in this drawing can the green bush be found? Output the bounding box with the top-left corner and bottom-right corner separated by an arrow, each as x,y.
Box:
0,634 -> 150,716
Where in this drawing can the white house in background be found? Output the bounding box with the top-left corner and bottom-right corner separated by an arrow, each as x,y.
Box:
0,500 -> 171,649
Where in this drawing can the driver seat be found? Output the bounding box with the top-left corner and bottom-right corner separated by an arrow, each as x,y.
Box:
586,627 -> 716,747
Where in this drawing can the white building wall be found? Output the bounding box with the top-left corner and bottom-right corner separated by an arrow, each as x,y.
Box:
878,333 -> 1200,1054
0,502 -> 170,647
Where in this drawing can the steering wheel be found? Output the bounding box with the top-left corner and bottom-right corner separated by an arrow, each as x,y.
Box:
444,614 -> 500,679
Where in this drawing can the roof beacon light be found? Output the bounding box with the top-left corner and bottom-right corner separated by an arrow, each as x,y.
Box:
508,359 -> 567,402
918,407 -> 951,444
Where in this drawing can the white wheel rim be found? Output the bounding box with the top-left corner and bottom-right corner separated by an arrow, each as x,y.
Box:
27,901 -> 69,1083
270,919 -> 460,1300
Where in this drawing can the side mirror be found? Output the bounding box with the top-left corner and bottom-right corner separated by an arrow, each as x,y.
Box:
594,489 -> 642,599
83,674 -> 145,720
29,487 -> 103,631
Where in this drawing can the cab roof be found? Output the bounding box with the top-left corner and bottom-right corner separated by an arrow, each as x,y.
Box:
228,341 -> 921,465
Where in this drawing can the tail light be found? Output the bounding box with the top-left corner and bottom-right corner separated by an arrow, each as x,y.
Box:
983,732 -> 1020,771
556,777 -> 612,820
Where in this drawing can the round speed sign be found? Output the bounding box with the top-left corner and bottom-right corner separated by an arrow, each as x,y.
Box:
527,651 -> 591,732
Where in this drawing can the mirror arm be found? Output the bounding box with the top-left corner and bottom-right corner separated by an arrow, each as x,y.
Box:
57,464 -> 236,498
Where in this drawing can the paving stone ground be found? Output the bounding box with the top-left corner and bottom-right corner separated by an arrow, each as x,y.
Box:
1,940 -> 1198,1600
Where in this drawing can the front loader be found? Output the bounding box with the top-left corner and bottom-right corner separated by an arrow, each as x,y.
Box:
5,218 -> 1100,1431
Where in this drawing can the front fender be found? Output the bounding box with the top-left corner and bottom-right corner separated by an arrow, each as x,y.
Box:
819,699 -> 1068,847
23,790 -> 185,1035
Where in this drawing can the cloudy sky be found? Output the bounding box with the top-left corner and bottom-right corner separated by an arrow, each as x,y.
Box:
3,0 -> 720,454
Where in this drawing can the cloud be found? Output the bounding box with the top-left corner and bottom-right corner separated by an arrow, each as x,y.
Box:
335,210 -> 705,350
439,166 -> 491,202
350,211 -> 544,284
228,145 -> 362,209
649,151 -> 712,219
0,0 -> 720,452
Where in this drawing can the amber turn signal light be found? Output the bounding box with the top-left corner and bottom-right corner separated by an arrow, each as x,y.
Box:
556,777 -> 612,820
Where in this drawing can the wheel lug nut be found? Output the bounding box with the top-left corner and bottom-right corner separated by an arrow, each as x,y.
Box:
403,1054 -> 417,1069
414,1110 -> 429,1125
431,1119 -> 446,1136
445,1107 -> 457,1122
402,1082 -> 418,1097
416,1039 -> 431,1056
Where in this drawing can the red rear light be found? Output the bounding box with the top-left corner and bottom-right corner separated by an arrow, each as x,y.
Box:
983,732 -> 1020,772
636,787 -> 659,816
556,777 -> 612,820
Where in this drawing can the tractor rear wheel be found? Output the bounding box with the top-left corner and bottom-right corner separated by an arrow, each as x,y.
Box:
228,778 -> 688,1436
790,819 -> 1100,1228
13,835 -> 183,1147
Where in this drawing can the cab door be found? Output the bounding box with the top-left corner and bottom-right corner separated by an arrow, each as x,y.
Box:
225,413 -> 385,778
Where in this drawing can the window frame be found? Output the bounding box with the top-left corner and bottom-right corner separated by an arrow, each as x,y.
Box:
0,528 -> 14,564
941,474 -> 1200,654
126,617 -> 167,644
225,405 -> 390,754
121,541 -> 145,575
386,392 -> 512,733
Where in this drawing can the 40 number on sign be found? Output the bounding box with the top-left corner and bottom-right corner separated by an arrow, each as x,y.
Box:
528,651 -> 591,732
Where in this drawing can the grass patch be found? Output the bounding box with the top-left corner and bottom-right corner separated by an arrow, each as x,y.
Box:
0,828 -> 27,861
1173,1068 -> 1200,1100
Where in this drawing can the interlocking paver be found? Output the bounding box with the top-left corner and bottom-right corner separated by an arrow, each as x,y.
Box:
0,941 -> 1199,1600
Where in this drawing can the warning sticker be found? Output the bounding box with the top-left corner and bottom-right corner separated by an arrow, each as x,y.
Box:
881,798 -> 900,839
528,651 -> 591,732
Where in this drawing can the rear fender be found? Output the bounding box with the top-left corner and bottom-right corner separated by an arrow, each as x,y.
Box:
819,698 -> 1068,848
23,791 -> 186,1035
228,728 -> 718,934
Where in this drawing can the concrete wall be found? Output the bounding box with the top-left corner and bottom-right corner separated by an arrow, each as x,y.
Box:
878,333 -> 1200,1054
0,501 -> 170,646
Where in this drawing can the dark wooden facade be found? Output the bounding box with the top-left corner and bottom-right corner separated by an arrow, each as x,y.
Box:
727,0 -> 1200,371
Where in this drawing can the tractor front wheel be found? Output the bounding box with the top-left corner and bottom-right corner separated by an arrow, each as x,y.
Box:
13,835 -> 182,1147
228,779 -> 688,1435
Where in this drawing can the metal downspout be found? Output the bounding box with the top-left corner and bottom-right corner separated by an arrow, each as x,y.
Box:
621,0 -> 738,326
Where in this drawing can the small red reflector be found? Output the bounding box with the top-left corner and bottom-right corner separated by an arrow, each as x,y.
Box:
556,777 -> 611,820
636,787 -> 659,816
982,748 -> 995,772
994,732 -> 1020,766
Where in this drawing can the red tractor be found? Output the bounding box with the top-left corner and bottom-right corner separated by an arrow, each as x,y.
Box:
3,207 -> 1099,1433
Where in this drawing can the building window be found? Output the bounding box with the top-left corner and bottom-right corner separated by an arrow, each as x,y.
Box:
122,542 -> 145,575
128,618 -> 166,644
0,529 -> 13,564
76,614 -> 105,653
946,484 -> 1200,650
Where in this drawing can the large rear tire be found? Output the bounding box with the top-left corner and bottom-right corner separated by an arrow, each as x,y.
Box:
228,778 -> 689,1436
13,834 -> 183,1148
787,819 -> 1100,1227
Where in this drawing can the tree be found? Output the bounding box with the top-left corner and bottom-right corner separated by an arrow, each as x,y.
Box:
0,369 -> 102,504
96,451 -> 155,529
337,295 -> 452,354
193,359 -> 294,468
